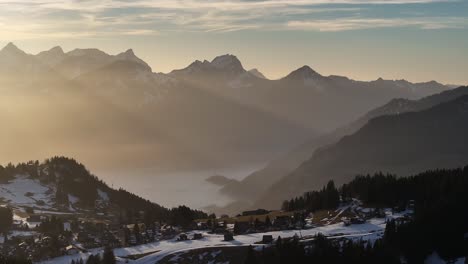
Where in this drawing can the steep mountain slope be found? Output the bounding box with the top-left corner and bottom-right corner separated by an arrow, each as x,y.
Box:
254,92 -> 468,209
220,85 -> 468,205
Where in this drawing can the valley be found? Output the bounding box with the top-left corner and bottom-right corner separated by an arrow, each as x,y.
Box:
0,34 -> 467,264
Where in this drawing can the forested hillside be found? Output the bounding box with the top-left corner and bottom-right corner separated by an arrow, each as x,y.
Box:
0,157 -> 207,226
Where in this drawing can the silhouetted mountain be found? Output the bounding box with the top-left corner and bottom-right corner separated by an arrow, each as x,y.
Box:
254,91 -> 468,209
171,54 -> 246,78
219,86 -> 468,209
115,49 -> 152,72
36,46 -> 65,66
172,57 -> 449,134
282,65 -> 323,82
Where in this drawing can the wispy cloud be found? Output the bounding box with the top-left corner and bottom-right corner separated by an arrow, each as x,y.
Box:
0,0 -> 465,39
287,16 -> 468,31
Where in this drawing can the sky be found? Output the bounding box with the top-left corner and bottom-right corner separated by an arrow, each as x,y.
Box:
0,0 -> 467,84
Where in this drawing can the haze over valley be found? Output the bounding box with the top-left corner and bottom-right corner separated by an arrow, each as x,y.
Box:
1,0 -> 468,263
0,42 -> 450,172
0,42 -> 455,212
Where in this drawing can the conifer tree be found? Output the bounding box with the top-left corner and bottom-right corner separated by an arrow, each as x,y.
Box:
244,245 -> 257,264
102,246 -> 116,264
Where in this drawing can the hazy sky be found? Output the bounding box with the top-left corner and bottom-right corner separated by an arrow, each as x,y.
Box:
1,0 -> 467,84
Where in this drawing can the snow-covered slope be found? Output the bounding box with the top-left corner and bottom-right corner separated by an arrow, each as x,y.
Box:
0,175 -> 54,209
0,173 -> 110,214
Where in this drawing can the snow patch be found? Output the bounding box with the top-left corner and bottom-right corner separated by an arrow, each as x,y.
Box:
0,175 -> 53,209
97,189 -> 109,201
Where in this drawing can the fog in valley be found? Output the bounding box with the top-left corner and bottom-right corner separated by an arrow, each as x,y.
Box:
1,1 -> 467,261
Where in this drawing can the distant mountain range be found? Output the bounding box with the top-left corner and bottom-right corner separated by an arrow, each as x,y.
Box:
0,43 -> 452,172
251,87 -> 468,209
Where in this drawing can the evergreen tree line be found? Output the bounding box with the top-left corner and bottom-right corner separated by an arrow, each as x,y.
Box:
281,180 -> 340,212
341,167 -> 468,261
244,233 -> 401,264
281,166 -> 468,262
0,255 -> 31,264
0,207 -> 13,236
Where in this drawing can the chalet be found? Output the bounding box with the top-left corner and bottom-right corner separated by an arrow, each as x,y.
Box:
27,215 -> 43,222
77,232 -> 91,243
63,222 -> 72,232
212,227 -> 226,234
161,225 -> 177,239
101,231 -> 121,248
350,217 -> 366,225
177,233 -> 188,241
262,235 -> 274,244
224,233 -> 234,241
242,209 -> 270,216
273,216 -> 291,229
374,209 -> 386,218
233,221 -> 250,234
343,218 -> 351,226
18,242 -> 28,249
197,222 -> 208,230
129,234 -> 137,245
145,228 -> 155,242
65,245 -> 80,255
12,219 -> 27,229
126,223 -> 147,233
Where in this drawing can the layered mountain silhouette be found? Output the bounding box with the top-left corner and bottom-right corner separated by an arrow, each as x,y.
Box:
0,43 -> 451,172
252,88 -> 468,209
220,85 -> 468,205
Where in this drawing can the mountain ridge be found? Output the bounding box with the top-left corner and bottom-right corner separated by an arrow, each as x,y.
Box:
0,42 -> 454,173
253,90 -> 468,209
215,85 -> 468,214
